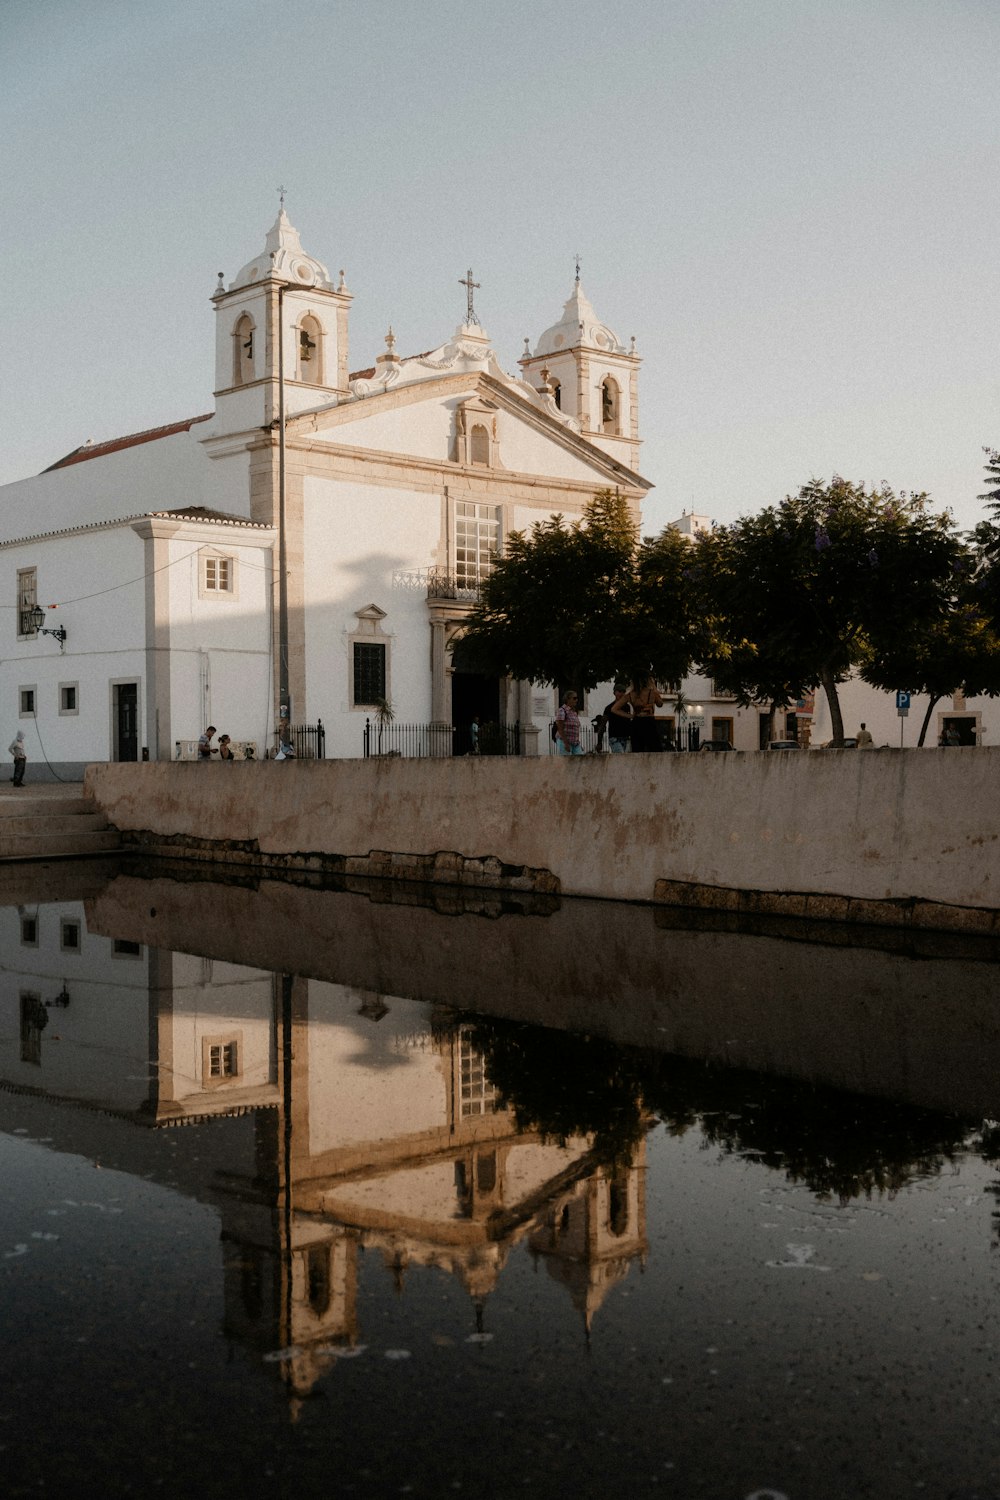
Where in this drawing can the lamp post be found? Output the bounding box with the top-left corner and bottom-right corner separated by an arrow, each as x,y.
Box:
29,605 -> 67,649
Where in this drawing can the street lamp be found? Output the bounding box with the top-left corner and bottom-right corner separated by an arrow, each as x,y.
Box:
29,605 -> 67,647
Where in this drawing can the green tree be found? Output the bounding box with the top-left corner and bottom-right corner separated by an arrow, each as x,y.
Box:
461,489 -> 696,690
692,477 -> 962,745
862,543 -> 1000,745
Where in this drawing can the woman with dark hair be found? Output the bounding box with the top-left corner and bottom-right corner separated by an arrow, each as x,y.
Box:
626,675 -> 664,753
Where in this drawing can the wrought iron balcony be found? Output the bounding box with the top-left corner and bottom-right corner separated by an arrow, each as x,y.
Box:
392,567 -> 483,602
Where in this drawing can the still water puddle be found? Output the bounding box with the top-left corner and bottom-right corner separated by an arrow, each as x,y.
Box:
2,859 -> 1000,1498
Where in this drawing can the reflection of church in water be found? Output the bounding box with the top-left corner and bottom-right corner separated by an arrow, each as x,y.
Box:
0,905 -> 648,1407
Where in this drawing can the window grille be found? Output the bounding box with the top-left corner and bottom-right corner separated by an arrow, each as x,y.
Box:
353,642 -> 386,705
458,1027 -> 498,1117
204,556 -> 232,592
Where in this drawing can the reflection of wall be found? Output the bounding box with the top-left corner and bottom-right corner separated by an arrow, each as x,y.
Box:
89,872 -> 1000,1119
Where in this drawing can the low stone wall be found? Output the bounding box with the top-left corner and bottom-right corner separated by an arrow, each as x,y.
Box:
84,748 -> 1000,931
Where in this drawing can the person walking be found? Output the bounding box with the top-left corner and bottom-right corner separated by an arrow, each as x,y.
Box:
8,730 -> 27,786
554,691 -> 584,756
198,725 -> 218,760
218,734 -> 235,761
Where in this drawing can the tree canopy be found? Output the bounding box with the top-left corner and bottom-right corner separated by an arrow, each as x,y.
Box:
689,477 -> 965,743
461,489 -> 697,691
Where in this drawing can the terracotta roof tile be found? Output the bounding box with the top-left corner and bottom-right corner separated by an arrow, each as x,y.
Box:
44,414 -> 213,471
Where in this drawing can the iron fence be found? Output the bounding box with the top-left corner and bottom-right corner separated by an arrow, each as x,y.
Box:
270,719 -> 326,759
364,720 -> 521,758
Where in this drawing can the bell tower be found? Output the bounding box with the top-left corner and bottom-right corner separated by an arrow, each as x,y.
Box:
206,206 -> 353,439
519,267 -> 641,471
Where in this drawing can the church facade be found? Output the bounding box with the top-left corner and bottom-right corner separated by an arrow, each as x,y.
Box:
0,210 -> 649,776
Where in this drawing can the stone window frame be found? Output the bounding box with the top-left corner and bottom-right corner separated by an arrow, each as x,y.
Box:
17,567 -> 37,639
453,499 -> 502,590
711,716 -> 735,745
58,681 -> 80,717
349,604 -> 391,711
20,915 -> 38,948
199,549 -> 238,601
112,939 -> 143,960
454,396 -> 500,468
202,1031 -> 243,1088
19,684 -> 36,718
232,312 -> 256,387
60,918 -> 81,954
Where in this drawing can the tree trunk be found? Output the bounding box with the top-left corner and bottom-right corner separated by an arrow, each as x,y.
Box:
818,666 -> 844,746
916,693 -> 942,748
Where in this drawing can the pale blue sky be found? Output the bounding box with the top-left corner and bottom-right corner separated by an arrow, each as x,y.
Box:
2,0 -> 998,534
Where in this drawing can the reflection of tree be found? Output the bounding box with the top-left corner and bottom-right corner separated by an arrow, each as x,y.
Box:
463,1017 -> 648,1167
466,1015 -> 971,1205
645,1056 -> 970,1204
974,1122 -> 1000,1247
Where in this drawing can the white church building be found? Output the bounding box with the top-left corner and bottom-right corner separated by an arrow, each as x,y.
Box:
0,209 -> 649,777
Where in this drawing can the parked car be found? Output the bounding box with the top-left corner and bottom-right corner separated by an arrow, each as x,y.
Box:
766,739 -> 800,750
699,739 -> 734,752
816,737 -> 858,749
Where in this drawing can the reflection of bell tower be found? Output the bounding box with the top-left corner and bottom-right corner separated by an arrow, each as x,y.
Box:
528,1138 -> 649,1333
519,267 -> 641,471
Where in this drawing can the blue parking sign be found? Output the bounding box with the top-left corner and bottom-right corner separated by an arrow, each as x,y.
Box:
896,690 -> 911,712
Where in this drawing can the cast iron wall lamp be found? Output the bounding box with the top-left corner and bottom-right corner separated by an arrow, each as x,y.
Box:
29,604 -> 67,648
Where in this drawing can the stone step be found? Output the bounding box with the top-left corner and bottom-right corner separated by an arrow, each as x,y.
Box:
0,795 -> 97,820
0,813 -> 111,836
0,829 -> 123,859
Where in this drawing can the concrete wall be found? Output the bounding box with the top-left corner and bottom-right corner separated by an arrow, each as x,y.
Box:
85,747 -> 1000,926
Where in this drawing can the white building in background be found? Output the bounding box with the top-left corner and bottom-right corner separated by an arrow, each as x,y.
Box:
0,208 -> 649,777
665,511 -> 997,751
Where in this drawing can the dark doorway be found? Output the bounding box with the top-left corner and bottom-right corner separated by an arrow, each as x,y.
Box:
451,670 -> 500,755
114,682 -> 139,762
941,716 -> 977,746
450,636 -> 503,754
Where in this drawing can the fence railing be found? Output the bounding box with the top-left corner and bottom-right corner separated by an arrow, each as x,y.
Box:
270,720 -> 326,759
364,720 -> 521,758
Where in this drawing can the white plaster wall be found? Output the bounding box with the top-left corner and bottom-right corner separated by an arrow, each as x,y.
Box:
0,429 -> 249,544
1,526 -> 146,765
303,476 -> 438,755
0,901 -> 152,1108
304,982 -> 447,1156
165,535 -> 273,748
809,675 -> 1000,748
168,954 -> 274,1105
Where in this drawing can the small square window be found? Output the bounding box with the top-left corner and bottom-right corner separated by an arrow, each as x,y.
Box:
113,939 -> 142,958
202,555 -> 235,596
60,919 -> 81,953
202,1032 -> 243,1086
19,686 -> 36,717
21,916 -> 38,947
59,682 -> 79,716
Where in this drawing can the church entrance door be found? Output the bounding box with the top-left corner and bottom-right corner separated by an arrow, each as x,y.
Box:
450,639 -> 501,755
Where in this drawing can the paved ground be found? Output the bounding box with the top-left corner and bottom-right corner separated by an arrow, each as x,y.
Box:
0,781 -> 85,804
